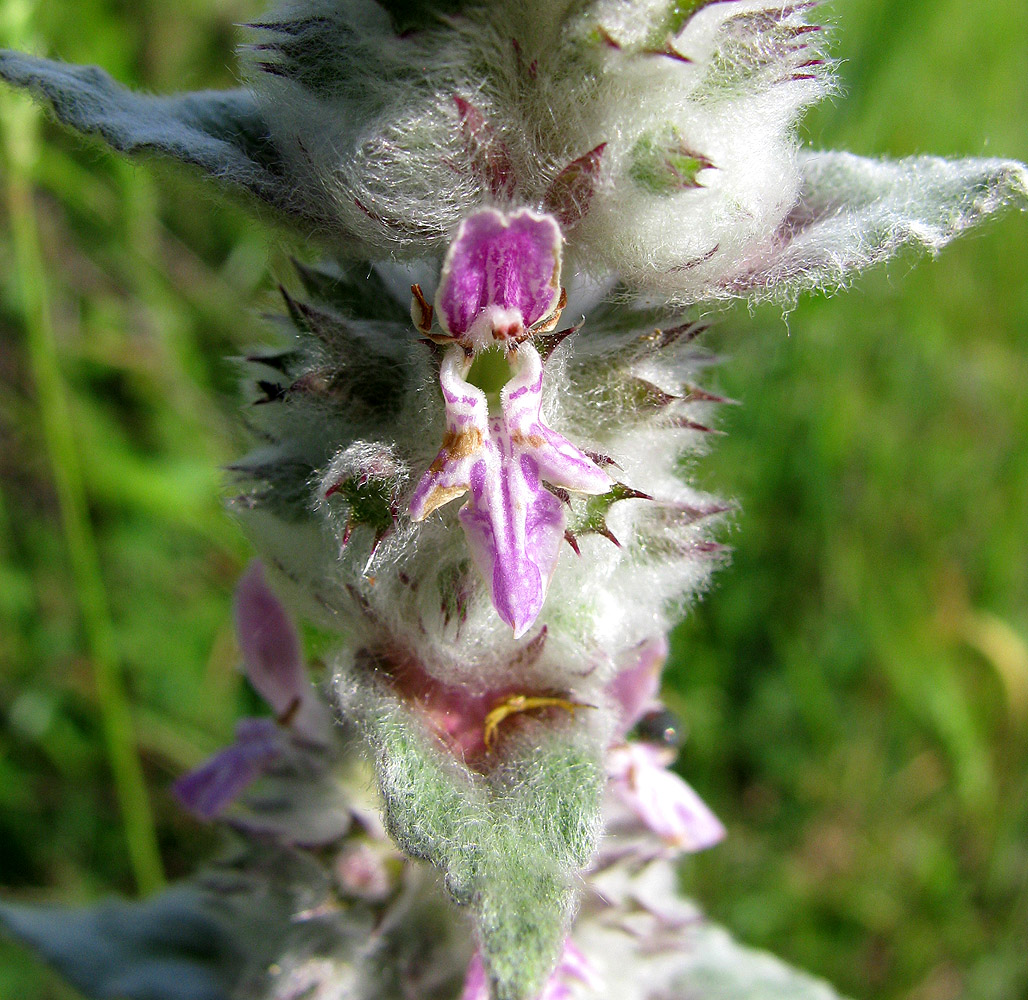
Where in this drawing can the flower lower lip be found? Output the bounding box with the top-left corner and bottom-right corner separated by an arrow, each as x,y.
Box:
410,341 -> 610,634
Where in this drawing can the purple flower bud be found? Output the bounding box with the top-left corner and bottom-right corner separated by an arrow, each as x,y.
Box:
434,208 -> 563,350
607,742 -> 725,855
411,342 -> 610,636
172,717 -> 282,821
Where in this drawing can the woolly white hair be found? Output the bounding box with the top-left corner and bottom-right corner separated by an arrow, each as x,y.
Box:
233,264 -> 729,701
246,0 -> 832,303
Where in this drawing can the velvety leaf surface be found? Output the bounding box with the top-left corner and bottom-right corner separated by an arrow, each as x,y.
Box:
0,889 -> 236,1000
736,151 -> 1028,299
352,684 -> 604,1000
0,52 -> 289,206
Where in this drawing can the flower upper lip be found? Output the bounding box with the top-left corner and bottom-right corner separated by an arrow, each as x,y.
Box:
429,207 -> 564,351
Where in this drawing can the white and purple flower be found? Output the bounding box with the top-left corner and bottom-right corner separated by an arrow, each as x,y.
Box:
2,2 -> 1025,999
409,206 -> 620,636
415,208 -> 565,350
604,637 -> 726,856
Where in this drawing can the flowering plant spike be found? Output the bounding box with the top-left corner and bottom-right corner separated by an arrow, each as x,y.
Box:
2,1 -> 1026,999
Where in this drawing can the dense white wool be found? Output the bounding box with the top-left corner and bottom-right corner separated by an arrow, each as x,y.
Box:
245,0 -> 831,300
735,152 -> 1028,301
562,0 -> 831,298
232,266 -> 729,698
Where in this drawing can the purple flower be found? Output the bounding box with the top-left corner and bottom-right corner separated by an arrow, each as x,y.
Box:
234,560 -> 329,744
460,939 -> 601,1000
606,742 -> 725,855
607,637 -> 668,738
173,562 -> 331,819
410,341 -> 610,637
604,638 -> 725,855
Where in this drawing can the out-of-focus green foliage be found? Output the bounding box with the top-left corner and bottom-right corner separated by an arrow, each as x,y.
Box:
0,1 -> 1025,999
672,4 -> 1028,998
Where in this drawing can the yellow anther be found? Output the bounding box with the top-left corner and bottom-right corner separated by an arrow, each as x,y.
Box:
482,693 -> 594,749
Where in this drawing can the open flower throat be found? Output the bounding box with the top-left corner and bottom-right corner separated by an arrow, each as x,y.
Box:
410,208 -> 611,637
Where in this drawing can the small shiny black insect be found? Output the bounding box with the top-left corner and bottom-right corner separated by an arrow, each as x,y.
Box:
632,708 -> 683,748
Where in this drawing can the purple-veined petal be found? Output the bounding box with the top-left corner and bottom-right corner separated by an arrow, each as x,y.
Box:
460,940 -> 601,1000
460,343 -> 608,634
409,348 -> 488,520
172,717 -> 283,821
500,343 -> 612,496
411,343 -> 610,636
607,742 -> 725,854
435,208 -> 562,349
607,637 -> 669,738
458,440 -> 566,637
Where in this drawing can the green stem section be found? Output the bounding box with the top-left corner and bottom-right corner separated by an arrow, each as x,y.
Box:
1,85 -> 165,895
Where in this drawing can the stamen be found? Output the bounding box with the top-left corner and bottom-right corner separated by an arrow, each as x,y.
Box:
483,693 -> 595,749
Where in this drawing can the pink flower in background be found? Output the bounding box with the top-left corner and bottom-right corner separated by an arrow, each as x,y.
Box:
606,742 -> 725,854
460,940 -> 601,1000
1,1 -> 1024,998
605,637 -> 725,854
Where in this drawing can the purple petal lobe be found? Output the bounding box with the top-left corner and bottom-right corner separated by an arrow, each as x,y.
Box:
607,742 -> 726,854
459,951 -> 489,1000
409,348 -> 487,520
608,637 -> 669,737
410,343 -> 610,635
435,208 -> 562,349
234,561 -> 304,717
234,561 -> 331,743
460,940 -> 601,1000
172,717 -> 282,821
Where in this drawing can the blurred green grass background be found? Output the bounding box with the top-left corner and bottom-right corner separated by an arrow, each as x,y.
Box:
0,1 -> 1026,998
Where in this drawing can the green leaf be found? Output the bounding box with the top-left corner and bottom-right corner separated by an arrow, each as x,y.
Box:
354,685 -> 604,1000
0,52 -> 289,207
0,889 -> 236,1000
